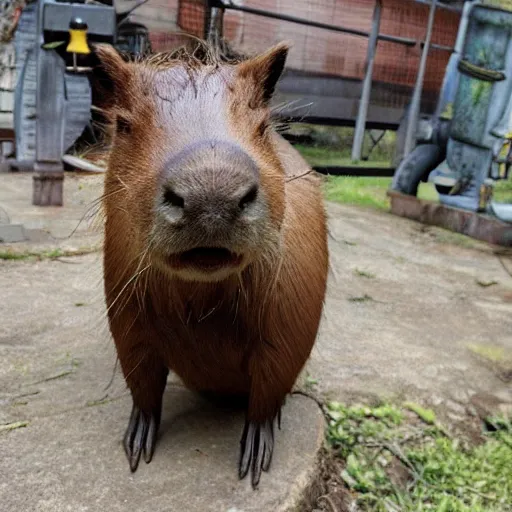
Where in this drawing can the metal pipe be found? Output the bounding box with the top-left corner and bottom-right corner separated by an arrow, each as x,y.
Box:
403,0 -> 438,157
431,0 -> 474,126
453,0 -> 475,54
413,0 -> 462,13
352,0 -> 382,162
205,1 -> 225,43
219,1 -> 453,52
429,42 -> 455,52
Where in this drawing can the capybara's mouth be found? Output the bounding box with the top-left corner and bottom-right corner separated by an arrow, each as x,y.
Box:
170,247 -> 243,272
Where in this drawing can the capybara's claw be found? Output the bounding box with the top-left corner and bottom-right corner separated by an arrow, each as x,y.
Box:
239,415 -> 277,488
123,405 -> 160,472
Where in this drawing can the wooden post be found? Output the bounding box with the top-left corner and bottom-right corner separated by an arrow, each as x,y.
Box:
351,0 -> 382,163
32,171 -> 64,206
32,0 -> 65,206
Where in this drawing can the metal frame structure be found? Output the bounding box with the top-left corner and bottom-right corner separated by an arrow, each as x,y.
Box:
204,0 -> 458,173
390,0 -> 512,243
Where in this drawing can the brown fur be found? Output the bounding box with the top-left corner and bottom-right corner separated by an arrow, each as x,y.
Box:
95,39 -> 329,479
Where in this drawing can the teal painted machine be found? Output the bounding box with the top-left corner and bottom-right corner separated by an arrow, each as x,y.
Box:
392,1 -> 512,222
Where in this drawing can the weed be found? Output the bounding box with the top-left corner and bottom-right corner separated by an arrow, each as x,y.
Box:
0,421 -> 29,433
355,269 -> 376,279
0,246 -> 100,262
403,402 -> 437,425
326,402 -> 512,511
304,373 -> 319,392
348,295 -> 374,303
476,279 -> 498,288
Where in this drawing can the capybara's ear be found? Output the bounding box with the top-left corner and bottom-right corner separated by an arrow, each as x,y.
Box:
89,43 -> 133,111
237,42 -> 290,108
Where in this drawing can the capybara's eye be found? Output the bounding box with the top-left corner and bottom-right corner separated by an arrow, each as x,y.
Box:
116,116 -> 131,135
163,187 -> 185,209
239,185 -> 258,209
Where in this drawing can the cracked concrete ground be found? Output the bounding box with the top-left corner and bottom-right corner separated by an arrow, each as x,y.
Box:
1,173 -> 512,511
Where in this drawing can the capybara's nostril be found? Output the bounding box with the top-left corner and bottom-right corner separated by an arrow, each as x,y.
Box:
163,187 -> 185,209
238,184 -> 259,210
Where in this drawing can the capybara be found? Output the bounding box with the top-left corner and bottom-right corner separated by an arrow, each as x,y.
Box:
91,39 -> 329,488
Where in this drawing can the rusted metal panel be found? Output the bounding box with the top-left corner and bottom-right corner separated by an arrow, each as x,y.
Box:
388,190 -> 512,247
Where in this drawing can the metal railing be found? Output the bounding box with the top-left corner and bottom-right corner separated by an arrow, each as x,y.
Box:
205,0 -> 455,53
204,0 -> 450,162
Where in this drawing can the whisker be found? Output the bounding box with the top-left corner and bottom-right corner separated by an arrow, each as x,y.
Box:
285,169 -> 314,183
50,187 -> 125,241
106,263 -> 151,318
123,350 -> 148,382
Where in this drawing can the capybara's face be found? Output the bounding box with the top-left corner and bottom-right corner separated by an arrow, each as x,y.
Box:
97,43 -> 289,282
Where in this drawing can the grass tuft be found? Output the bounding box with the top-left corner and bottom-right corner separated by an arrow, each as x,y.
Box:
0,246 -> 100,262
355,268 -> 376,279
326,402 -> 512,511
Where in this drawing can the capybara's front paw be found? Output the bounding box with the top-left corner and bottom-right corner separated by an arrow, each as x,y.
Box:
123,404 -> 161,472
239,415 -> 279,488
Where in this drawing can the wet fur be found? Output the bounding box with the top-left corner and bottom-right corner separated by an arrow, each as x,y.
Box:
96,38 -> 329,481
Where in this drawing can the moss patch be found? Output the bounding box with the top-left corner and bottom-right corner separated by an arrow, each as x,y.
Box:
468,344 -> 512,364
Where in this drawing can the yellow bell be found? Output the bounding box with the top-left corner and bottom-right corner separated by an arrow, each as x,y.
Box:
66,18 -> 91,55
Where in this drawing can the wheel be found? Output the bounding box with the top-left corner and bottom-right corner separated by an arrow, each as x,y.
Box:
391,143 -> 445,196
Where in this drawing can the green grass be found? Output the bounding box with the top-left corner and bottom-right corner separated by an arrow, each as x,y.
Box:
0,248 -> 64,261
494,179 -> 512,203
324,176 -> 392,210
326,402 -> 512,511
294,144 -> 392,168
0,246 -> 100,261
295,144 -> 512,210
294,144 -> 438,210
323,175 -> 440,211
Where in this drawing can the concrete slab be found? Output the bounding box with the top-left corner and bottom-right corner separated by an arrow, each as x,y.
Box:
0,172 -> 103,254
0,391 -> 322,512
308,202 -> 512,428
0,223 -> 27,243
0,254 -> 324,512
2,172 -> 512,510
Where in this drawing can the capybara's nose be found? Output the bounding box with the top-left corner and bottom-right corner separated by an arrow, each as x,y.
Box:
160,140 -> 261,228
162,180 -> 259,223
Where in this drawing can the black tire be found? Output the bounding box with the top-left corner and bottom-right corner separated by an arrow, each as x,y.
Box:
391,143 -> 445,196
